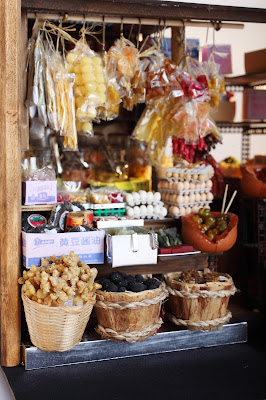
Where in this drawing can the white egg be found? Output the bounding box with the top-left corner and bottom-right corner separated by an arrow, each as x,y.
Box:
185,173 -> 191,180
201,181 -> 206,189
166,171 -> 172,178
207,192 -> 214,201
206,180 -> 213,188
139,190 -> 147,199
173,172 -> 179,179
183,181 -> 190,190
201,193 -> 207,202
191,206 -> 199,214
160,207 -> 168,217
146,204 -> 154,215
195,193 -> 201,202
171,206 -> 180,217
147,191 -> 154,203
185,206 -> 192,215
176,195 -> 184,204
127,207 -> 134,217
153,205 -> 161,215
139,205 -> 147,215
189,193 -> 195,203
192,174 -> 198,180
132,192 -> 140,203
126,193 -> 133,204
195,183 -> 201,189
179,207 -> 186,216
133,206 -> 140,216
183,195 -> 189,203
153,192 -> 161,203
189,182 -> 196,190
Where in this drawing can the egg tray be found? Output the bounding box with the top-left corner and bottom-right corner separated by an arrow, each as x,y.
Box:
164,200 -> 212,208
159,174 -> 214,184
126,200 -> 164,208
159,188 -> 212,195
135,214 -> 166,220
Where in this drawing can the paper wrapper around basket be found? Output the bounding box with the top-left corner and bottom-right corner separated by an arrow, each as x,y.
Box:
94,283 -> 168,342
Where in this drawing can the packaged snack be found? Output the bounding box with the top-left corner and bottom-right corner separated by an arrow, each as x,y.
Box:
66,38 -> 107,132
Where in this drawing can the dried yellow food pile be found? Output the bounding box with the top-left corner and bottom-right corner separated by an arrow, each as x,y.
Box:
18,252 -> 101,306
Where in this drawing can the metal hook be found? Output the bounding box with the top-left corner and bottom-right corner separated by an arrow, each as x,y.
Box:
137,18 -> 142,49
102,15 -> 106,52
62,13 -> 68,23
120,17 -> 124,38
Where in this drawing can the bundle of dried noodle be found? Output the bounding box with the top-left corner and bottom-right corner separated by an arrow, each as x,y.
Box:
18,252 -> 101,306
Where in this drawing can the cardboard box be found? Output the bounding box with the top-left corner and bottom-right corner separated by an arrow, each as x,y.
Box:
22,230 -> 105,268
96,217 -> 144,229
210,101 -> 235,122
243,89 -> 266,120
245,49 -> 266,75
104,227 -> 158,268
22,180 -> 57,205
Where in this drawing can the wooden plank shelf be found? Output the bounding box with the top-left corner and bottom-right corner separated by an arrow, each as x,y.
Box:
21,204 -> 55,212
95,252 -> 216,279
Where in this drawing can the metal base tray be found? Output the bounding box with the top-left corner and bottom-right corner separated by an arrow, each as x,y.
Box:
22,320 -> 247,370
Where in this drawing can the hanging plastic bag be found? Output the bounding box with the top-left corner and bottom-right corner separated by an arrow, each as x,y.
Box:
66,36 -> 107,133
50,51 -> 77,150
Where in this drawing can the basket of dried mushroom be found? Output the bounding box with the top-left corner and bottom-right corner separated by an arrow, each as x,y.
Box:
18,252 -> 101,352
164,269 -> 237,331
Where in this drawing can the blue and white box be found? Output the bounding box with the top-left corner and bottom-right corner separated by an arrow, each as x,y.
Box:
22,180 -> 57,205
22,230 -> 105,268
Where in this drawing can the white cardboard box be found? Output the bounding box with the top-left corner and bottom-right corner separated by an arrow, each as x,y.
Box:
103,227 -> 158,268
22,180 -> 57,205
96,218 -> 144,229
22,230 -> 105,268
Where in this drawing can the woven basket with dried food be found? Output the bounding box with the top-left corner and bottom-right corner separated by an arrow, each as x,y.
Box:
19,252 -> 101,351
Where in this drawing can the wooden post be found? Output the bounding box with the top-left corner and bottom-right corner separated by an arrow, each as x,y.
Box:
171,26 -> 185,67
0,0 -> 22,366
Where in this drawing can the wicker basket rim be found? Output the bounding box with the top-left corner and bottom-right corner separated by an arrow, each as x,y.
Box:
96,282 -> 164,299
165,272 -> 233,289
21,291 -> 96,314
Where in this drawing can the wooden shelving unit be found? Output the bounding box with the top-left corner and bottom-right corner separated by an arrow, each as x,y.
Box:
1,0 -> 266,367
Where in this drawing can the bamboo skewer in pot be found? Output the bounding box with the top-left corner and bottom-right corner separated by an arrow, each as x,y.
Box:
224,190 -> 237,214
221,184 -> 228,214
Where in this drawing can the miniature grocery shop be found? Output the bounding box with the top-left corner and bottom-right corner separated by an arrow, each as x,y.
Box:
0,0 -> 265,371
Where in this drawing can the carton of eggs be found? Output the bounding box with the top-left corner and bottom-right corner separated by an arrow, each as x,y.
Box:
125,190 -> 162,207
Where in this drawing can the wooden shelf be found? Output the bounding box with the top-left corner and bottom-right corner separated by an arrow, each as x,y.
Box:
95,252 -> 218,278
225,72 -> 266,86
21,204 -> 55,212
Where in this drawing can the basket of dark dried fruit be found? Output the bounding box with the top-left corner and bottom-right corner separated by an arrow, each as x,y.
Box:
94,272 -> 168,342
164,269 -> 237,331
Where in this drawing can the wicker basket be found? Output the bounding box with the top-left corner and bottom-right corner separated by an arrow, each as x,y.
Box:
22,292 -> 95,351
94,283 -> 168,342
164,272 -> 237,331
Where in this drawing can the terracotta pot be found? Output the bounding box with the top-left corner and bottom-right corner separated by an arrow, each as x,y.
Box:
240,165 -> 266,198
181,212 -> 238,253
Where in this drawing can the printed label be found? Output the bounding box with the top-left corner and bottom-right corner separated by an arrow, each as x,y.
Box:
27,214 -> 47,228
59,211 -> 69,231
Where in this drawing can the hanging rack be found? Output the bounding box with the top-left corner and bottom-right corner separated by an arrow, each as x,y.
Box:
27,13 -> 244,29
